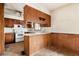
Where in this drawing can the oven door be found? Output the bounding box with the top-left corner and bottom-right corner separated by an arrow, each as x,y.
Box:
15,33 -> 24,42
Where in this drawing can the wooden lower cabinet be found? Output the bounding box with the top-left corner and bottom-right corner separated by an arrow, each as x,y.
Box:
5,33 -> 15,44
50,33 -> 79,53
24,34 -> 50,56
0,43 -> 4,55
0,44 -> 2,54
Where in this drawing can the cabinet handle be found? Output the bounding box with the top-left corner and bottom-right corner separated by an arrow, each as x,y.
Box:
39,17 -> 45,21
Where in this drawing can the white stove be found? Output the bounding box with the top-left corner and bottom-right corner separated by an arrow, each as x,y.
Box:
14,24 -> 24,42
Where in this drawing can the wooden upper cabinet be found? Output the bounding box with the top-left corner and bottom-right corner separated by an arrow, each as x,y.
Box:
14,20 -> 24,26
44,14 -> 51,27
24,5 -> 51,27
4,18 -> 24,27
24,5 -> 37,22
4,18 -> 14,27
38,11 -> 51,27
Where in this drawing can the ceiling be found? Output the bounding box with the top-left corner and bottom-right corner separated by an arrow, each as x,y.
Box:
5,3 -> 69,12
38,3 -> 69,11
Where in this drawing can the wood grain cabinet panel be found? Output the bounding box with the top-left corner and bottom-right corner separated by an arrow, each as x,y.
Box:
5,33 -> 14,44
36,9 -> 51,27
0,44 -> 4,55
43,34 -> 51,48
14,20 -> 24,25
24,5 -> 37,22
45,14 -> 51,27
0,3 -> 4,55
24,34 -> 51,56
50,33 -> 79,52
4,18 -> 24,27
24,5 -> 51,27
37,11 -> 44,24
4,18 -> 14,27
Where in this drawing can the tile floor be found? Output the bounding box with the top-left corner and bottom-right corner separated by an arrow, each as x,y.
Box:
33,48 -> 64,56
3,42 -> 79,56
4,42 -> 24,56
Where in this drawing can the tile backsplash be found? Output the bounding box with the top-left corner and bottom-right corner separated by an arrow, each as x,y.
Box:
41,27 -> 52,32
24,27 -> 52,32
4,27 -> 14,33
4,27 -> 52,33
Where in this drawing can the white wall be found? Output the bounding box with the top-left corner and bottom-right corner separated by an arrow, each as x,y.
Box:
26,3 -> 50,15
51,4 -> 79,34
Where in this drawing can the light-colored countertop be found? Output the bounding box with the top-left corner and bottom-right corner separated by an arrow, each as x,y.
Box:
4,28 -> 14,33
24,32 -> 51,36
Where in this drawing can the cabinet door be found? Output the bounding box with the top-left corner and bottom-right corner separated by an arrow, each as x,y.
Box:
0,43 -> 4,55
29,35 -> 46,55
5,33 -> 14,44
40,13 -> 51,27
37,10 -> 51,27
4,18 -> 14,27
24,5 -> 37,22
14,20 -> 24,25
43,34 -> 51,48
50,33 -> 58,46
14,20 -> 21,24
45,14 -> 51,27
24,5 -> 31,21
37,11 -> 44,24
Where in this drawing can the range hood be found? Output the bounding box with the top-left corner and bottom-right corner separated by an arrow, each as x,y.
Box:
4,3 -> 26,20
4,3 -> 26,12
